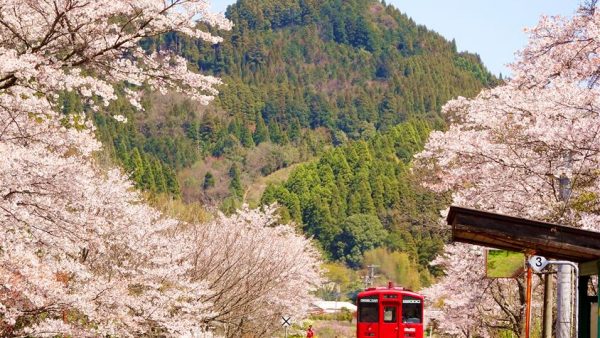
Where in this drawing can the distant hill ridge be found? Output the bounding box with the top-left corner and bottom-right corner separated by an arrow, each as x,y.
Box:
154,0 -> 495,135
90,0 -> 495,204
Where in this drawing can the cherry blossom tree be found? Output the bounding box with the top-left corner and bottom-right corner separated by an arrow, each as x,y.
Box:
187,205 -> 323,337
1,158 -> 215,336
0,1 -> 322,336
0,0 -> 233,336
417,2 -> 600,336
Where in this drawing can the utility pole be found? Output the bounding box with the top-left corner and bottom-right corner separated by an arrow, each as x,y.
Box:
557,264 -> 573,338
556,171 -> 573,338
364,265 -> 379,288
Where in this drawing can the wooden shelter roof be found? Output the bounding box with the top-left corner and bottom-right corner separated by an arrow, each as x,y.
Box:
447,206 -> 600,263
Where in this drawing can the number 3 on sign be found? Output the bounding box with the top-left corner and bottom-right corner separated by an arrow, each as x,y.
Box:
528,255 -> 549,273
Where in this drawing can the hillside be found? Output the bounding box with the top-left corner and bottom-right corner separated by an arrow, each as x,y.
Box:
90,0 -> 494,202
261,119 -> 447,286
84,0 -> 496,279
174,0 -> 495,132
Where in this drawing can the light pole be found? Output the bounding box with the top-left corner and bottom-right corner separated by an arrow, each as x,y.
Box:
547,165 -> 574,338
553,261 -> 579,338
530,256 -> 579,338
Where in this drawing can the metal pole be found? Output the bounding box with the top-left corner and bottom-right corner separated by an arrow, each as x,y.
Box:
557,169 -> 573,338
550,261 -> 579,338
525,263 -> 533,338
558,264 -> 573,338
285,326 -> 288,338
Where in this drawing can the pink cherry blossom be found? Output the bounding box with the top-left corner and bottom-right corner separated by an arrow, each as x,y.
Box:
418,3 -> 600,336
0,1 -> 322,336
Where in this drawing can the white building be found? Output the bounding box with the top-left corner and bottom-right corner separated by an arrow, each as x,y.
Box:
311,300 -> 357,314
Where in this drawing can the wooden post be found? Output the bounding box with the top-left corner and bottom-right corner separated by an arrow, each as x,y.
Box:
542,271 -> 553,338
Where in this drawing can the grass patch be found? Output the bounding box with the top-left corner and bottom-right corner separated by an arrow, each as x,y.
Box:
244,162 -> 306,206
486,250 -> 525,278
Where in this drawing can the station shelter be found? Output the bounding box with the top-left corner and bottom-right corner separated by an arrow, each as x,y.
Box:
447,206 -> 600,338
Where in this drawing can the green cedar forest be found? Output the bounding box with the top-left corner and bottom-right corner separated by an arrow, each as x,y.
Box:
63,0 -> 496,292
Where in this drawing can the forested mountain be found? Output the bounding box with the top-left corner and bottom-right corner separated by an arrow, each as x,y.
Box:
80,0 -> 495,278
172,0 -> 495,133
262,119 -> 448,285
88,0 -> 494,199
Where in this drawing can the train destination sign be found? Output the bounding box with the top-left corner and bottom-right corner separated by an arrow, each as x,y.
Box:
402,299 -> 421,304
360,298 -> 378,303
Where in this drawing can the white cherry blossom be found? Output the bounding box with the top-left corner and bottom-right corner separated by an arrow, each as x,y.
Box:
418,3 -> 600,336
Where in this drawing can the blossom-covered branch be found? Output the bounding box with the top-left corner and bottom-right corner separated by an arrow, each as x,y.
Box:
417,2 -> 600,336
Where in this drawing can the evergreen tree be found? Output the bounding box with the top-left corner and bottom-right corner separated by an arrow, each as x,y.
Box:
165,167 -> 180,195
253,115 -> 270,144
141,155 -> 157,192
153,159 -> 169,193
229,164 -> 243,198
130,148 -> 145,188
240,124 -> 255,147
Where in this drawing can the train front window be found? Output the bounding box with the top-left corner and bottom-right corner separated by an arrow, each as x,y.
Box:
383,306 -> 396,323
359,296 -> 379,323
402,296 -> 422,323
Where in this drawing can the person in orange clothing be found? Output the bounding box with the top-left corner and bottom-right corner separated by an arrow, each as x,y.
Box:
306,324 -> 314,338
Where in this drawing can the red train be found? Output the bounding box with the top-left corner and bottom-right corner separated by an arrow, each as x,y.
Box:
356,282 -> 424,338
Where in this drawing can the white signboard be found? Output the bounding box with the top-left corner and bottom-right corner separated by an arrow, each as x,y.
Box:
281,316 -> 292,327
528,255 -> 549,273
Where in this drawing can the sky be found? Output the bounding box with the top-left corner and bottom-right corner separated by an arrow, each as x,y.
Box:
209,0 -> 579,76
